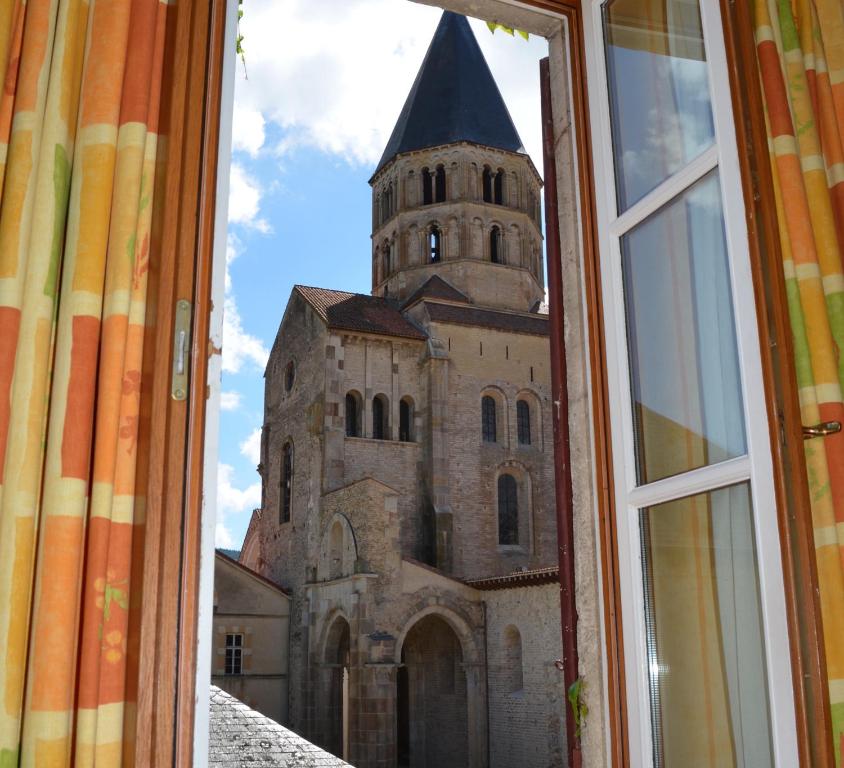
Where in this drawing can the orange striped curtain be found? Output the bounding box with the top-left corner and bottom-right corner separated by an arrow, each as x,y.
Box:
753,0 -> 844,763
0,0 -> 166,764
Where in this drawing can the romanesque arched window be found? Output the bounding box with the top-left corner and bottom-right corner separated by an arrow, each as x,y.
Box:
490,226 -> 502,264
386,182 -> 394,219
399,397 -> 413,442
494,169 -> 504,204
482,395 -> 497,443
345,391 -> 361,437
429,226 -> 441,263
422,167 -> 433,205
372,394 -> 388,440
517,399 -> 531,445
281,440 -> 294,523
503,625 -> 524,692
435,164 -> 446,202
498,473 -> 518,544
383,242 -> 391,278
482,166 -> 493,203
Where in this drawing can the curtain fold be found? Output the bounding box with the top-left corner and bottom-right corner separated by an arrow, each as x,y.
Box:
0,0 -> 166,764
753,0 -> 844,763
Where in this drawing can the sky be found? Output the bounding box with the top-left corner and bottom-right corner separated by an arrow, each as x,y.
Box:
216,0 -> 549,550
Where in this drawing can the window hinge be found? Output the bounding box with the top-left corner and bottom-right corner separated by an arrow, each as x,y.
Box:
171,299 -> 192,401
802,421 -> 842,440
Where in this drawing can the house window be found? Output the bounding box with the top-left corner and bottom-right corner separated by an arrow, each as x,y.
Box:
429,226 -> 441,263
345,391 -> 361,437
490,226 -> 502,264
225,633 -> 243,675
482,166 -> 492,203
399,397 -> 413,442
422,167 -> 433,205
497,474 -> 518,545
494,168 -> 504,204
481,395 -> 496,443
435,164 -> 446,202
583,0 -> 794,763
372,394 -> 388,440
280,440 -> 293,523
517,400 -> 531,445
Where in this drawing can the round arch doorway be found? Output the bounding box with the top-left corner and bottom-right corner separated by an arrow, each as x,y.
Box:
323,615 -> 350,760
397,614 -> 468,768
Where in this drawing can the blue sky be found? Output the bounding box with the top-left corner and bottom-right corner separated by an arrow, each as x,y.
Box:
216,0 -> 549,549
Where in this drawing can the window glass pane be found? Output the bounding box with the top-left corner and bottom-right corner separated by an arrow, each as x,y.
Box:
604,0 -> 715,210
622,170 -> 745,484
640,483 -> 773,767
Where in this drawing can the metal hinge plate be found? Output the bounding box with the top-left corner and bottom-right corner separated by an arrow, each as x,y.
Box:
171,299 -> 192,401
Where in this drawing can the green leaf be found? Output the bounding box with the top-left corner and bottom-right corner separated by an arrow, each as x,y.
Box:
517,29 -> 529,41
486,22 -> 529,40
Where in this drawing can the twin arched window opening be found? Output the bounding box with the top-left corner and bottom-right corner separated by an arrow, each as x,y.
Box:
280,441 -> 294,523
346,392 -> 415,442
498,473 -> 519,545
483,166 -> 505,205
422,165 -> 446,206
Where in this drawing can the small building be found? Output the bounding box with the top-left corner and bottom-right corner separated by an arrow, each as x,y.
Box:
212,550 -> 290,725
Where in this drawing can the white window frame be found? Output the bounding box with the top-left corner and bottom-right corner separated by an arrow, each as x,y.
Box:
581,0 -> 798,765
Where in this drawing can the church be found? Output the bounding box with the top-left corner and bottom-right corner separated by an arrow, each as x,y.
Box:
241,12 -> 566,768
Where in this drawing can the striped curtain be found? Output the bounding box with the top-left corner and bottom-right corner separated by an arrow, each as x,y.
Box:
754,0 -> 844,763
0,0 -> 166,765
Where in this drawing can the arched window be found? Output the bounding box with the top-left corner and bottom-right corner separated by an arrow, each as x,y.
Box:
498,473 -> 518,544
435,165 -> 446,202
422,167 -> 433,205
285,360 -> 295,392
429,226 -> 441,263
482,395 -> 497,443
383,243 -> 391,278
345,392 -> 361,437
494,169 -> 504,204
399,398 -> 413,442
490,226 -> 502,264
281,441 -> 294,523
386,182 -> 394,219
517,400 -> 531,445
482,166 -> 493,203
373,195 -> 380,228
503,625 -> 524,692
329,520 -> 344,580
372,394 -> 388,440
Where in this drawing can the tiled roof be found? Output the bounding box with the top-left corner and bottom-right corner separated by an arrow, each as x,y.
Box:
466,566 -> 559,591
296,285 -> 427,341
425,302 -> 550,336
402,275 -> 470,309
209,686 -> 350,767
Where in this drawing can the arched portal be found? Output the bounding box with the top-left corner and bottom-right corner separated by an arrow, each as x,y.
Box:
323,615 -> 351,760
398,615 -> 468,768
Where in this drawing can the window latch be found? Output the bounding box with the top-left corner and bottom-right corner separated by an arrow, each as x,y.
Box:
802,421 -> 842,440
171,299 -> 192,401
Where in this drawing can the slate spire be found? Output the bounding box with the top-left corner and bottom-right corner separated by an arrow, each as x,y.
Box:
373,11 -> 526,174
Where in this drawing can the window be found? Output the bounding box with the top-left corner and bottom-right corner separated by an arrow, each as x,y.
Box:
345,391 -> 361,437
422,167 -> 433,205
329,520 -> 344,580
284,360 -> 295,392
584,0 -> 795,763
517,400 -> 531,445
503,625 -> 524,693
383,243 -> 391,278
372,394 -> 388,440
428,226 -> 441,263
399,398 -> 413,442
435,164 -> 446,202
225,633 -> 243,675
497,474 -> 518,545
481,395 -> 496,443
494,168 -> 504,204
490,226 -> 502,264
280,440 -> 293,523
482,166 -> 492,203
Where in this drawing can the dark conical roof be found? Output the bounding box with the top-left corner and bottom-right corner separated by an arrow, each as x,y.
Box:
373,11 -> 525,175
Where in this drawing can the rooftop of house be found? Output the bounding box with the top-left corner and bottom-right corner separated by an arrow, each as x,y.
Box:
209,686 -> 350,767
372,11 -> 526,176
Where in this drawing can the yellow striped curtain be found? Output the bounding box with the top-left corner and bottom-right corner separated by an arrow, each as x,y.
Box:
754,0 -> 844,763
0,0 -> 167,764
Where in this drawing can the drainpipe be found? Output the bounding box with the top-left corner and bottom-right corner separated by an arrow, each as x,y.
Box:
540,56 -> 582,768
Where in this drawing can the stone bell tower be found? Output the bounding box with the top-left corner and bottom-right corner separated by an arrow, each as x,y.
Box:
369,12 -> 544,313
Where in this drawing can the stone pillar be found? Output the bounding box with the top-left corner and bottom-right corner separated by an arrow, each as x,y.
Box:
427,338 -> 453,572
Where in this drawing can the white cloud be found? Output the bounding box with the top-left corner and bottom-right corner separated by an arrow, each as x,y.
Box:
223,294 -> 270,374
240,427 -> 262,466
232,102 -> 266,156
234,1 -> 546,169
228,162 -> 270,232
220,390 -> 242,411
216,462 -> 262,548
